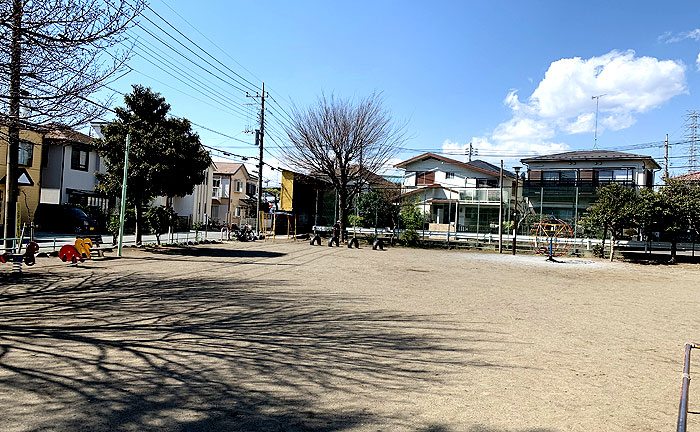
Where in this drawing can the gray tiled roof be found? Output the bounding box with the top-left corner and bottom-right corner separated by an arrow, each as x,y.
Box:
521,150 -> 656,163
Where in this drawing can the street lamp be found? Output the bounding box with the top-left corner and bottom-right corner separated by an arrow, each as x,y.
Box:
512,166 -> 521,255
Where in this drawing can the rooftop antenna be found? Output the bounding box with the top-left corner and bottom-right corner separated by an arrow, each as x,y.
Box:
592,94 -> 606,150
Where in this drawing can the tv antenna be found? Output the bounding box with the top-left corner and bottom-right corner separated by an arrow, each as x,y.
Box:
592,94 -> 606,150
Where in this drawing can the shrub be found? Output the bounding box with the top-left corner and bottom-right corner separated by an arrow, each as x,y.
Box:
401,228 -> 419,246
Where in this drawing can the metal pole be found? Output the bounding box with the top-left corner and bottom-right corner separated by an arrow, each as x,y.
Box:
512,166 -> 521,255
454,199 -> 459,241
498,160 -> 503,253
677,343 -> 696,432
476,199 -> 480,248
539,186 -> 544,220
117,134 -> 130,257
314,189 -> 319,233
446,200 -> 451,245
665,133 -> 669,181
573,186 -> 579,255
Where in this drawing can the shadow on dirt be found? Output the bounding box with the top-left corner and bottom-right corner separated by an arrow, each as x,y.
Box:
0,271 -> 519,431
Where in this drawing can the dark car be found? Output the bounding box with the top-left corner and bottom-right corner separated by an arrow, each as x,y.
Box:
34,204 -> 98,234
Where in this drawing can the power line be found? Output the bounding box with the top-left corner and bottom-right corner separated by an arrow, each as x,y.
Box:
146,1 -> 261,92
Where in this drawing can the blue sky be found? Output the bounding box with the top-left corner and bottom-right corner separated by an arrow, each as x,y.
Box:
97,0 -> 700,183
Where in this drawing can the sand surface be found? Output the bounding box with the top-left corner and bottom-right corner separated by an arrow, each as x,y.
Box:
1,241 -> 698,431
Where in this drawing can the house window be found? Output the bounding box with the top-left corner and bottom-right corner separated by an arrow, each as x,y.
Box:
71,146 -> 89,171
234,206 -> 241,217
235,180 -> 243,193
560,170 -> 577,184
212,178 -> 221,198
212,205 -> 219,219
542,171 -> 559,183
445,172 -> 455,179
18,141 -> 33,166
476,178 -> 498,188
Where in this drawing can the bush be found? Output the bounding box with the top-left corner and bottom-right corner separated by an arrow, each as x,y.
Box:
401,228 -> 419,246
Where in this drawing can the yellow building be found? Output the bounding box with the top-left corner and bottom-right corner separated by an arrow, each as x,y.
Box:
0,125 -> 45,233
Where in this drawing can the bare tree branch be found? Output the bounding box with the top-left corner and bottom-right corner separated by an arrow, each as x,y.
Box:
283,93 -> 406,236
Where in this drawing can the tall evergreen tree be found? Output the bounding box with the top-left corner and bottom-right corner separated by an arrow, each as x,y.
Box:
95,85 -> 212,244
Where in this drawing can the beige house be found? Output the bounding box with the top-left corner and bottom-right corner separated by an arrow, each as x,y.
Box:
0,125 -> 45,232
211,162 -> 257,226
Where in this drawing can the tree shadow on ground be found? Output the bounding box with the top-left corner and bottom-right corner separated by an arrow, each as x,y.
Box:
143,246 -> 287,259
0,270 -> 519,431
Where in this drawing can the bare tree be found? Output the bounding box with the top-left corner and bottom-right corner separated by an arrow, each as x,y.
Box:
283,93 -> 405,237
0,0 -> 142,248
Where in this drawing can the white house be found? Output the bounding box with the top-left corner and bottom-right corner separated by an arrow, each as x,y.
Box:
394,152 -> 515,232
150,166 -> 213,227
39,125 -> 109,211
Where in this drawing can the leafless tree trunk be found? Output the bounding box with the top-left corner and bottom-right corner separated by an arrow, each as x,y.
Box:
0,0 -> 142,248
283,93 -> 405,236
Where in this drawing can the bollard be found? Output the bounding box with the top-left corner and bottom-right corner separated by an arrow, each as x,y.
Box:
348,237 -> 359,248
372,239 -> 384,251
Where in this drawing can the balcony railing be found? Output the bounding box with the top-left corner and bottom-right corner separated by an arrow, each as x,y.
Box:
523,179 -> 636,197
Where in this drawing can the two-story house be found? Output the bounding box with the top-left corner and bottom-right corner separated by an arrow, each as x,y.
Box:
0,124 -> 45,230
210,162 -> 257,226
39,125 -> 108,212
394,152 -> 515,232
520,150 -> 660,221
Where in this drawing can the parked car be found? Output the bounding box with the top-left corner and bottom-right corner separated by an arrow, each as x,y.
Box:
34,204 -> 98,234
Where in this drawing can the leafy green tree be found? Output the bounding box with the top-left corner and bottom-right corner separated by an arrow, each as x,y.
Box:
634,187 -> 667,253
357,190 -> 397,229
658,179 -> 700,262
146,206 -> 176,245
95,85 -> 212,244
582,183 -> 637,261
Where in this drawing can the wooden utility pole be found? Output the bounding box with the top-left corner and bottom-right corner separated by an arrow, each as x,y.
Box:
3,0 -> 22,251
247,83 -> 267,235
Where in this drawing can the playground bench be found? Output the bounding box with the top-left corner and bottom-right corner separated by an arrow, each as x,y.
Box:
80,234 -> 113,257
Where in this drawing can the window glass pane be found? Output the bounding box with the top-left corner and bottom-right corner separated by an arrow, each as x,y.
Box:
597,170 -> 613,181
560,170 -> 576,181
542,171 -> 559,181
614,169 -> 630,181
18,141 -> 33,166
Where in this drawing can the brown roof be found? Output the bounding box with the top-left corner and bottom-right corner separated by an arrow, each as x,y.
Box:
43,124 -> 93,145
673,171 -> 700,181
213,162 -> 245,175
394,152 -> 515,178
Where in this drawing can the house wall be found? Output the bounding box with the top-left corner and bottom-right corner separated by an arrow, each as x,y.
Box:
402,158 -> 500,188
0,127 -> 44,228
40,143 -> 102,205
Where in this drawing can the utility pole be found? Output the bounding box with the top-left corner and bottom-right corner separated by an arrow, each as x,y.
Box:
684,110 -> 699,173
512,166 -> 521,255
247,82 -> 268,235
3,0 -> 22,252
467,142 -> 477,162
664,133 -> 669,181
498,160 -> 503,253
592,94 -> 606,150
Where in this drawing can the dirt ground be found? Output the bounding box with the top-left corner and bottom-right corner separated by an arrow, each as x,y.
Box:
0,240 -> 698,432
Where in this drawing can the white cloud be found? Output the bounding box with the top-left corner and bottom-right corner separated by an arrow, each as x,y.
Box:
530,50 -> 686,118
443,50 -> 686,167
660,29 -> 700,43
697,53 -> 700,71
